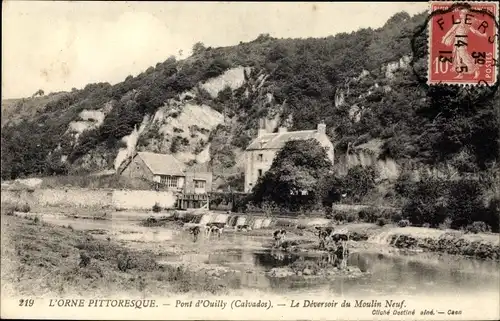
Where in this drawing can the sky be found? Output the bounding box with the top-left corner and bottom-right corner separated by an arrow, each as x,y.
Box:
2,1 -> 428,99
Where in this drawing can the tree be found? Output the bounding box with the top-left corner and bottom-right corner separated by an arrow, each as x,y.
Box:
317,174 -> 344,217
251,139 -> 333,211
403,177 -> 448,227
32,89 -> 44,98
192,42 -> 206,55
447,179 -> 488,229
342,165 -> 377,202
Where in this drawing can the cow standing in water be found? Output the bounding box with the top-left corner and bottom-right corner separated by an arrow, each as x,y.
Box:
205,222 -> 225,239
188,226 -> 201,242
326,232 -> 350,269
315,226 -> 335,249
273,229 -> 287,248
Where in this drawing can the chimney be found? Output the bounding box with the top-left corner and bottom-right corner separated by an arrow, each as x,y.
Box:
278,126 -> 287,134
257,118 -> 267,137
317,121 -> 326,135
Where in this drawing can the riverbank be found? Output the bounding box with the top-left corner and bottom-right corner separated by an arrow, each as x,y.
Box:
387,228 -> 500,260
323,224 -> 499,261
2,207 -> 499,299
0,213 -> 237,297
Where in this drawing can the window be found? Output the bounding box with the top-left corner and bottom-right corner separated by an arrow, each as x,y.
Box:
194,180 -> 206,189
160,175 -> 178,188
257,153 -> 263,162
258,169 -> 263,177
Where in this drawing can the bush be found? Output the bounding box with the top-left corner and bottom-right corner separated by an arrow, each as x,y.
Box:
79,252 -> 91,268
333,211 -> 347,222
346,212 -> 358,223
117,253 -> 158,272
447,179 -> 487,230
360,207 -> 383,223
342,165 -> 378,202
439,217 -> 453,230
403,178 -> 447,227
397,219 -> 410,227
357,209 -> 367,221
487,197 -> 500,233
394,172 -> 415,198
465,221 -> 491,234
376,217 -> 388,226
8,203 -> 31,213
152,203 -> 162,213
390,211 -> 403,223
2,205 -> 15,216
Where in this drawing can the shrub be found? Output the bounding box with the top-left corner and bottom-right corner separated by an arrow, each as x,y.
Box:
79,252 -> 91,268
152,203 -> 162,213
465,221 -> 491,234
33,216 -> 40,224
117,253 -> 158,272
262,201 -> 279,217
376,217 -> 388,226
2,205 -> 15,216
342,165 -> 378,202
390,211 -> 403,223
394,172 -> 415,198
13,203 -> 31,213
397,219 -> 410,227
360,207 -> 383,223
403,178 -> 447,227
334,211 -> 347,222
357,209 -> 367,221
447,179 -> 487,230
487,197 -> 500,233
439,217 -> 453,230
346,212 -> 358,223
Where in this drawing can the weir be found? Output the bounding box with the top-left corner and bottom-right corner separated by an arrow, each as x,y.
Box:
180,211 -> 281,230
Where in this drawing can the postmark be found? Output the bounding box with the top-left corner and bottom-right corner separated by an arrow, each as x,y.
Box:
428,1 -> 499,86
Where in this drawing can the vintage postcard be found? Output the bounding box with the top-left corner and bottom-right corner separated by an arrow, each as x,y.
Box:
1,1 -> 499,320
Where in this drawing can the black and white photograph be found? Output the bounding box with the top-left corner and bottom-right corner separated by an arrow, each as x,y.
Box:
1,1 -> 499,320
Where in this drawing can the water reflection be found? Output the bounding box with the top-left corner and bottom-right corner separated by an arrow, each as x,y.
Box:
206,248 -> 499,295
254,250 -> 301,268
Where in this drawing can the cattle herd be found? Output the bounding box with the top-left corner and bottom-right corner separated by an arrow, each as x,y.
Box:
187,222 -> 252,242
186,222 -> 350,269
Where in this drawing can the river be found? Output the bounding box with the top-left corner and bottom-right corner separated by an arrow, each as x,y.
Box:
34,213 -> 500,299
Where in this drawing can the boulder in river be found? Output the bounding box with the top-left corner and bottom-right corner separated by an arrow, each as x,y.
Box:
303,268 -> 313,276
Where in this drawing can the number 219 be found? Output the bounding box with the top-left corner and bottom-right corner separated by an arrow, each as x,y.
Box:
19,299 -> 34,307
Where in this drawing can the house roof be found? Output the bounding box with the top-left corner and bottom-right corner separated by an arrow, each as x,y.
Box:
246,130 -> 321,151
137,152 -> 186,176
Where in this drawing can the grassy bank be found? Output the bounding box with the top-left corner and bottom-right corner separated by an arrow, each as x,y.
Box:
387,228 -> 500,260
317,223 -> 500,260
0,213 -> 237,297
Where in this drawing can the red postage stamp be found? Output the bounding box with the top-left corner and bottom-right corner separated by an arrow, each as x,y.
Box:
428,1 -> 499,86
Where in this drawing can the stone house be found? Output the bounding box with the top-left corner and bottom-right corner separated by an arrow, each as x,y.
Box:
244,120 -> 334,193
118,151 -> 212,195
